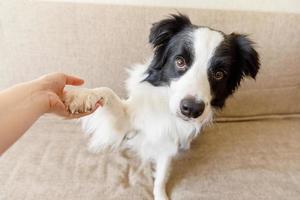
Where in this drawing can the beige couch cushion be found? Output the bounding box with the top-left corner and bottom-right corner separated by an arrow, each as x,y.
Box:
1,116 -> 300,200
0,2 -> 299,118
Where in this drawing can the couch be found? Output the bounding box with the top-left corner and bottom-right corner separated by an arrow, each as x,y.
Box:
0,1 -> 300,200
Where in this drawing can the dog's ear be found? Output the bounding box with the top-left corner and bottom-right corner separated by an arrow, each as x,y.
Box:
228,33 -> 260,79
148,14 -> 192,69
149,13 -> 192,50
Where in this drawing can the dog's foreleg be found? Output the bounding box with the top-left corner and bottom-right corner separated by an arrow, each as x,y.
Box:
63,87 -> 130,151
153,156 -> 172,200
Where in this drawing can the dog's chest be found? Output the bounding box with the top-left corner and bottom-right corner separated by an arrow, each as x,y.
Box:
131,107 -> 199,151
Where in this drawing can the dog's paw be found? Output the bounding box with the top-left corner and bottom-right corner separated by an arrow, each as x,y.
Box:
63,88 -> 103,114
154,187 -> 169,200
154,192 -> 169,200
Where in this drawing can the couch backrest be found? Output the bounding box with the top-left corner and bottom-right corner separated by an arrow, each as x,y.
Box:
0,2 -> 299,118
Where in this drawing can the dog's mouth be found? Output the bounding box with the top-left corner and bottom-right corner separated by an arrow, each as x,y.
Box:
176,111 -> 191,121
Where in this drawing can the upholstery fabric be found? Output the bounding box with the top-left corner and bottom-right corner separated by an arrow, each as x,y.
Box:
1,116 -> 300,200
0,1 -> 300,200
0,2 -> 299,117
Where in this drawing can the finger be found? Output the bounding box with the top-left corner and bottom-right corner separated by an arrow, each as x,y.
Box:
65,75 -> 85,86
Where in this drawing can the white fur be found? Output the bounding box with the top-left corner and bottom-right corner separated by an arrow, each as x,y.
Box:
63,27 -> 224,200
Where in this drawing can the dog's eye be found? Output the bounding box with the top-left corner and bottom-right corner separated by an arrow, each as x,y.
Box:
175,56 -> 187,71
214,71 -> 224,80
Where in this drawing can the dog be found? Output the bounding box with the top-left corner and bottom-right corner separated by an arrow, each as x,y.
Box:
63,14 -> 260,200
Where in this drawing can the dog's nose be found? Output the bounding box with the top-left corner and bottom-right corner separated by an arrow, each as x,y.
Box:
180,97 -> 205,118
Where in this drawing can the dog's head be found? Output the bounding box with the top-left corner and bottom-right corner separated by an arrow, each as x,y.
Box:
144,14 -> 260,122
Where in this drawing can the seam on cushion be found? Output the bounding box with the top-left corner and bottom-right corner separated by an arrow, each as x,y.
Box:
237,85 -> 300,93
215,113 -> 300,123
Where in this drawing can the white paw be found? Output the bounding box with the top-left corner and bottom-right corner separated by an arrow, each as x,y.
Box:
154,189 -> 169,200
63,88 -> 103,114
154,194 -> 169,200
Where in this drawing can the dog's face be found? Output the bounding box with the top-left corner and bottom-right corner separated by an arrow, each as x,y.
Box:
144,14 -> 260,123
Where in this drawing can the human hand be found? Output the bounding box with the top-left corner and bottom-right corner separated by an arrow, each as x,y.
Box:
36,73 -> 100,118
0,72 -> 101,154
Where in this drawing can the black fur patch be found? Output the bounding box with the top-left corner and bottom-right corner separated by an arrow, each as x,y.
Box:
208,33 -> 260,108
144,14 -> 194,86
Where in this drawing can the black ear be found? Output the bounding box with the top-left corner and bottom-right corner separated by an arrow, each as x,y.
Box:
228,33 -> 260,79
148,14 -> 192,70
149,13 -> 192,49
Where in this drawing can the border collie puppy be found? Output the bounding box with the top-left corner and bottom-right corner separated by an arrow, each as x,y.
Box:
63,14 -> 260,200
